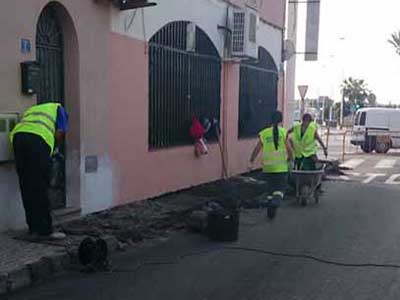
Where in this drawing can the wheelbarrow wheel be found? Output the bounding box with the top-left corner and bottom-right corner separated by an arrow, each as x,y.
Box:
267,207 -> 277,219
300,185 -> 310,206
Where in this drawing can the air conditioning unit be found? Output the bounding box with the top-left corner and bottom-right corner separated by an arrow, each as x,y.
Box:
230,8 -> 259,59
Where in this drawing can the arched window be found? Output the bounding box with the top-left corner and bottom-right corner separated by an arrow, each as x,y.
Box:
149,21 -> 221,149
36,5 -> 64,105
238,47 -> 279,138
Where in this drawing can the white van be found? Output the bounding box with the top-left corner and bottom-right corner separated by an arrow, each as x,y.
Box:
351,108 -> 400,153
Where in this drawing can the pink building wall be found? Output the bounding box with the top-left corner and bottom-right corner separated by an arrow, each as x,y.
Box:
107,32 -> 276,205
228,0 -> 286,28
108,33 -> 224,204
259,0 -> 286,28
106,0 -> 287,205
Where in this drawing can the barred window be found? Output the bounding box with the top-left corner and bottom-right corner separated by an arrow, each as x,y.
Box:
149,21 -> 221,149
238,47 -> 279,138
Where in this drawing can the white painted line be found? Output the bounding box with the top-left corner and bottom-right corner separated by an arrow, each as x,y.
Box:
385,174 -> 400,185
362,173 -> 386,184
347,172 -> 361,177
339,175 -> 350,181
340,159 -> 365,170
374,159 -> 397,169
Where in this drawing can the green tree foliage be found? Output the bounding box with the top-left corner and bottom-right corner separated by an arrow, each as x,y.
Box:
341,77 -> 374,107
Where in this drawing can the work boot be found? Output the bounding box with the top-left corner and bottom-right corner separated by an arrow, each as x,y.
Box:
269,194 -> 282,209
37,232 -> 67,241
48,232 -> 67,240
259,197 -> 271,208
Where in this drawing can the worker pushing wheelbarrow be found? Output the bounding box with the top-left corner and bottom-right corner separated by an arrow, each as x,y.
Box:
288,113 -> 328,206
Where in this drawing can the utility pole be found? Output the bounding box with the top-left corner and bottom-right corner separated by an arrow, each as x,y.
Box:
340,92 -> 345,129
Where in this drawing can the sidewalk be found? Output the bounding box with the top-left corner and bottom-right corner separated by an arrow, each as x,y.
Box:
0,233 -> 60,293
0,173 -> 270,296
0,231 -> 118,295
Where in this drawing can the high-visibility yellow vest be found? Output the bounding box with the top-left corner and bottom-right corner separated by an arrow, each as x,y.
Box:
10,103 -> 60,153
292,122 -> 318,158
259,126 -> 288,173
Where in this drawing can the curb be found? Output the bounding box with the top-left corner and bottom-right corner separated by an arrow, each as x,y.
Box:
0,235 -> 119,296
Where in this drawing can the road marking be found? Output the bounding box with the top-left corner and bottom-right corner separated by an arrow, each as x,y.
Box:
362,173 -> 386,184
374,159 -> 397,169
347,172 -> 360,177
340,159 -> 365,170
327,173 -> 400,186
385,174 -> 400,185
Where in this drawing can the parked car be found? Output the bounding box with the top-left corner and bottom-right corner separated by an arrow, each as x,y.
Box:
351,108 -> 400,153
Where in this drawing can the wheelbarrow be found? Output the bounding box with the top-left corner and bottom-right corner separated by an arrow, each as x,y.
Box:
290,164 -> 326,206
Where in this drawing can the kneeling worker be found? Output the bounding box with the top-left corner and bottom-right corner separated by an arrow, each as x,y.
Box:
249,111 -> 293,218
10,102 -> 68,240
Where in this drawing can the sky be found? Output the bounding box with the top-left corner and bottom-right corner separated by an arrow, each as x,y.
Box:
295,0 -> 400,104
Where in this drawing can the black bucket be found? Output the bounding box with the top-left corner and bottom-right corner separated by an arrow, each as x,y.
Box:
78,237 -> 108,269
207,209 -> 240,242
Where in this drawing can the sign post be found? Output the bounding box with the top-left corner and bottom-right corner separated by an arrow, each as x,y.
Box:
298,85 -> 309,118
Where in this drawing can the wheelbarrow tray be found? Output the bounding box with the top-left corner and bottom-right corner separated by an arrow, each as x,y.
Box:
290,168 -> 325,205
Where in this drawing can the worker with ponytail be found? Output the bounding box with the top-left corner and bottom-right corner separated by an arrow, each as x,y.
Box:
249,111 -> 293,219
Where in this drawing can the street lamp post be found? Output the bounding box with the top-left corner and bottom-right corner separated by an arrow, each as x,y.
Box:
338,37 -> 346,129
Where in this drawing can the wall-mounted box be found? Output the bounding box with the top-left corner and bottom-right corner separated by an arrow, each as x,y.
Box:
21,61 -> 40,95
0,113 -> 19,162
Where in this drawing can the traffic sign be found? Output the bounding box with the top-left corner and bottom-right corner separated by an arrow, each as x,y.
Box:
298,85 -> 309,99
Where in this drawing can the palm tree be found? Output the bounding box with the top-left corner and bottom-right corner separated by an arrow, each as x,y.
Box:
388,31 -> 400,55
341,77 -> 371,106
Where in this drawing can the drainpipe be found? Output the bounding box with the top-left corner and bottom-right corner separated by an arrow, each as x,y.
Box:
221,62 -> 229,178
221,3 -> 230,178
282,0 -> 288,126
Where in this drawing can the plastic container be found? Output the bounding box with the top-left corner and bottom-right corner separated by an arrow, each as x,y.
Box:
207,209 -> 240,242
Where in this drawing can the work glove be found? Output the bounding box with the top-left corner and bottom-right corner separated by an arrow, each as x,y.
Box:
52,148 -> 65,161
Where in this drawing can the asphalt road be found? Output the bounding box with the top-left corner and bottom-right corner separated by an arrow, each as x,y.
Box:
7,181 -> 400,300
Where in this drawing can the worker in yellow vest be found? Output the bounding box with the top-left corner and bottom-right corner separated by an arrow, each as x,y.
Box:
288,113 -> 327,170
10,102 -> 68,240
249,111 -> 293,219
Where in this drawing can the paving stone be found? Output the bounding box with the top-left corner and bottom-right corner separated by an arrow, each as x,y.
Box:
0,234 -> 60,274
45,253 -> 71,274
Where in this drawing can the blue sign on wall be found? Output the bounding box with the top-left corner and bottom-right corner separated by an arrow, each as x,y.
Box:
21,38 -> 31,54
